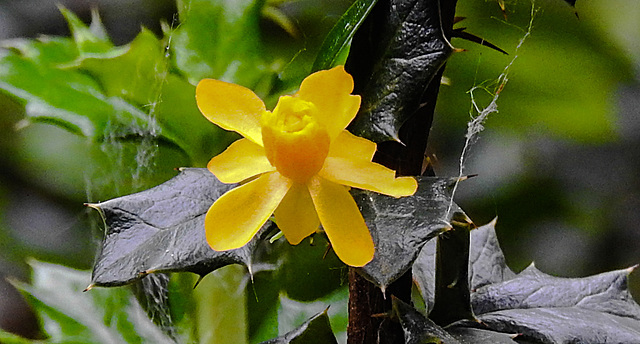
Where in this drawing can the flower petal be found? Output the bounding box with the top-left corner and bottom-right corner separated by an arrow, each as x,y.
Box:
207,138 -> 274,183
320,157 -> 418,197
296,66 -> 361,140
196,78 -> 265,145
274,183 -> 320,245
205,172 -> 291,251
328,130 -> 377,161
308,176 -> 374,267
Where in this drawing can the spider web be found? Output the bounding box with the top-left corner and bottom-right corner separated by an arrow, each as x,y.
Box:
446,2 -> 538,219
84,11 -> 184,340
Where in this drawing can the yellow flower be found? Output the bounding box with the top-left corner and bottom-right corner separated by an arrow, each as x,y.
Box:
196,66 -> 417,267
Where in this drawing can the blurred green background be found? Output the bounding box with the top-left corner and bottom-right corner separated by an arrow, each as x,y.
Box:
0,0 -> 638,340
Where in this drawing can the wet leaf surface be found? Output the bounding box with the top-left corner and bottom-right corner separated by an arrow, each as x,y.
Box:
392,297 -> 460,344
89,168 -> 264,287
412,219 -> 640,343
354,177 -> 459,290
346,0 -> 453,142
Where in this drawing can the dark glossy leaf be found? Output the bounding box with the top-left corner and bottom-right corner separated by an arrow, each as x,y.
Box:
470,265 -> 640,343
430,214 -> 476,326
473,264 -> 640,318
311,0 -> 378,72
260,309 -> 338,344
446,327 -> 518,344
414,219 -> 640,343
88,168 -> 264,287
12,260 -> 173,343
354,177 -> 460,290
393,297 -> 519,343
475,307 -> 640,343
413,219 -> 516,312
468,218 -> 515,290
392,297 -> 461,344
277,288 -> 349,343
346,0 -> 453,142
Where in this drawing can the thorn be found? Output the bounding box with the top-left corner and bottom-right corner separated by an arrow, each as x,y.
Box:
497,0 -> 507,20
322,242 -> 331,260
389,132 -> 404,146
84,203 -> 100,210
453,16 -> 466,24
143,269 -> 156,275
452,29 -> 508,55
627,265 -> 638,274
453,47 -> 467,53
83,284 -> 94,292
247,263 -> 254,283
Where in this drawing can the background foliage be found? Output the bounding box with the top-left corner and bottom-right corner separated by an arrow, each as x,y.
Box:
0,0 -> 638,342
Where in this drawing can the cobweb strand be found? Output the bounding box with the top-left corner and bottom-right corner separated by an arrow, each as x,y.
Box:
445,2 -> 538,219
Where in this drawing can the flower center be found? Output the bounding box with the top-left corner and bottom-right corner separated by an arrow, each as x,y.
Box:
261,96 -> 330,183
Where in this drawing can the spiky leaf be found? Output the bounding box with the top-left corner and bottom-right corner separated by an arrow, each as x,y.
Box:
345,0 -> 453,142
355,177 -> 461,290
260,310 -> 338,344
89,168 -> 264,287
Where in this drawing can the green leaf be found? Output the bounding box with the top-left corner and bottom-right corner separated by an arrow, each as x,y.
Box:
276,235 -> 346,302
69,28 -> 231,164
0,8 -> 231,166
0,42 -> 149,138
354,177 -> 461,290
194,265 -> 248,344
0,331 -> 36,344
311,0 -> 378,72
12,260 -> 173,344
171,0 -> 271,88
72,29 -> 165,107
438,0 -> 632,143
88,168 -> 265,287
259,309 -> 338,344
276,288 -> 348,344
58,5 -> 112,55
345,0 -> 453,142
